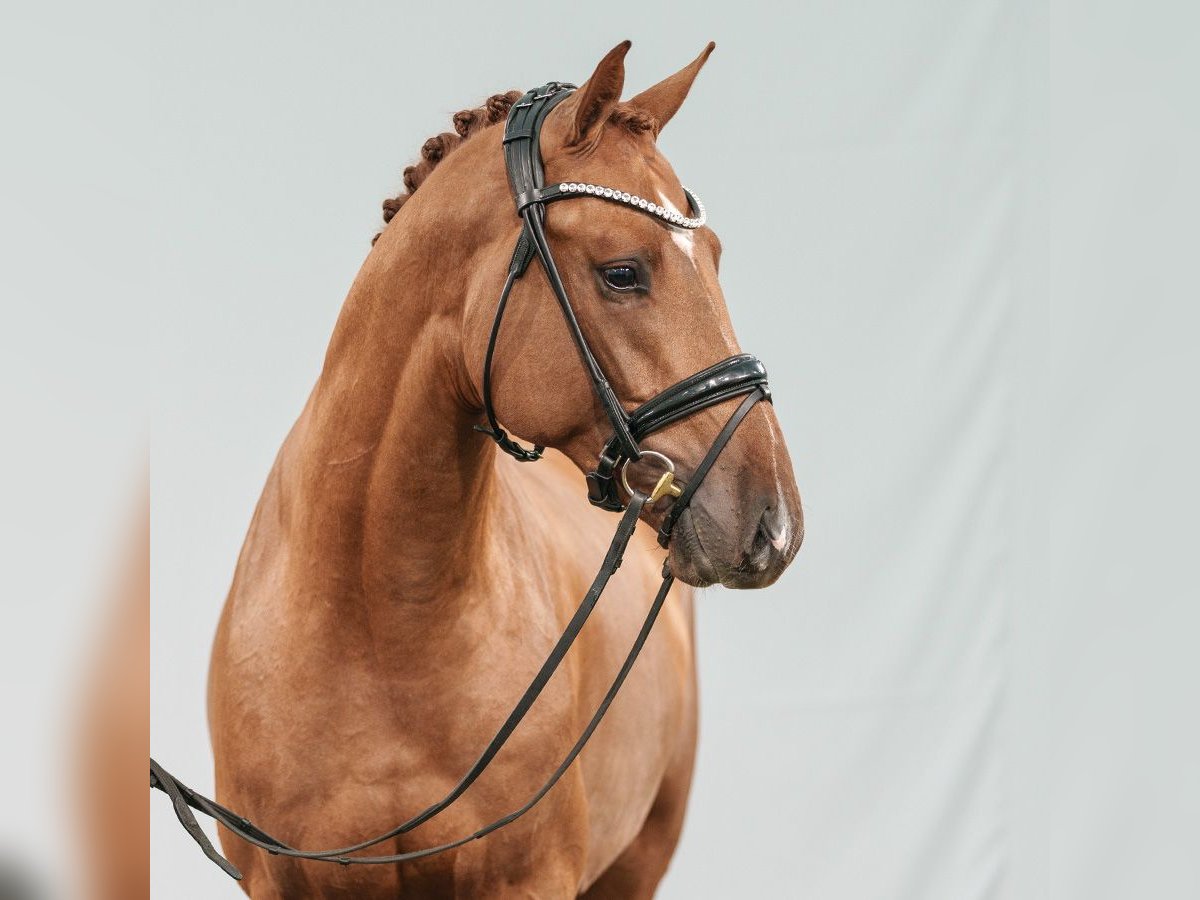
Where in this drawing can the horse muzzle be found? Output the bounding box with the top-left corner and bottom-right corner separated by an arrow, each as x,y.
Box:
671,490 -> 803,589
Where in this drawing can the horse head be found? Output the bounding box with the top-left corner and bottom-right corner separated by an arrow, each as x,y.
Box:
381,42 -> 804,589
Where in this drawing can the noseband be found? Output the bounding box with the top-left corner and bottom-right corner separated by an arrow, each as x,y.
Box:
151,82 -> 771,878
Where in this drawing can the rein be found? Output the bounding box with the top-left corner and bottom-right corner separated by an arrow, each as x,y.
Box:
151,82 -> 770,880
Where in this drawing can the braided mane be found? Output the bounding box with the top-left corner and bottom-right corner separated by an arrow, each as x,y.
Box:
373,92 -> 656,244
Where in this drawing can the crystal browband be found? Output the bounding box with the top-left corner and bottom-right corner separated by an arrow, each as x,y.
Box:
515,182 -> 708,230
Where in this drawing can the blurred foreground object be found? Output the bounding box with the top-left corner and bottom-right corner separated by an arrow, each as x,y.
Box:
75,497 -> 149,900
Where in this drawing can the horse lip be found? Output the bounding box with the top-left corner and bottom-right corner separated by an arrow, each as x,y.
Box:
667,508 -> 720,586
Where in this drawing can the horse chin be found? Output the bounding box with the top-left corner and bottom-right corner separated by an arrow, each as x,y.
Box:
665,508 -> 722,588
666,503 -> 800,590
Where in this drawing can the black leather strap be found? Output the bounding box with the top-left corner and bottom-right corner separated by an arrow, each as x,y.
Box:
521,207 -> 640,459
658,387 -> 767,547
502,82 -> 574,201
479,82 -> 641,464
150,758 -> 244,880
154,567 -> 677,870
473,256 -> 545,462
154,495 -> 669,872
476,83 -> 576,462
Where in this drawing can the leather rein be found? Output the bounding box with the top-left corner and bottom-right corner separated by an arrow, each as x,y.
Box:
150,81 -> 771,880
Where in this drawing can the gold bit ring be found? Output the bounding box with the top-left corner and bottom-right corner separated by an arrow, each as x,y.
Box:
619,450 -> 685,506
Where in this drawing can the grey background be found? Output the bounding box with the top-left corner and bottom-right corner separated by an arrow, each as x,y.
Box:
4,1 -> 1198,898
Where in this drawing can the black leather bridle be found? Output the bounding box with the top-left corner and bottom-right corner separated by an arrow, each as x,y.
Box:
475,81 -> 770,532
151,82 -> 771,880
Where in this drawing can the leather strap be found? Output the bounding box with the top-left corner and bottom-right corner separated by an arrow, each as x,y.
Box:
658,387 -> 767,547
475,83 -> 576,462
480,82 -> 641,464
150,759 -> 243,880
521,206 -> 640,459
154,495 -> 669,872
472,252 -> 545,462
152,565 -> 677,869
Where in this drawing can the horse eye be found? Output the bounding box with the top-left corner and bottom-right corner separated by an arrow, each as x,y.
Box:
601,265 -> 640,292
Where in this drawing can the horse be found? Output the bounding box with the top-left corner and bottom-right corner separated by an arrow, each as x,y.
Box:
205,41 -> 802,898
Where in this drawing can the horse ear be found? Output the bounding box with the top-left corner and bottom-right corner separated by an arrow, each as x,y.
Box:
629,42 -> 716,136
562,40 -> 631,146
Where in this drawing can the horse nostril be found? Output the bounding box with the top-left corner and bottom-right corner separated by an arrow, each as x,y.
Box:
741,505 -> 789,574
757,505 -> 789,554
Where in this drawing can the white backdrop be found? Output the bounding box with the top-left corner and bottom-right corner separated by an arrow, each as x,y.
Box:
4,1 -> 1197,898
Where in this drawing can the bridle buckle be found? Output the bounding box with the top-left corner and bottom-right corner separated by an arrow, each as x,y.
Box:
532,81 -> 576,101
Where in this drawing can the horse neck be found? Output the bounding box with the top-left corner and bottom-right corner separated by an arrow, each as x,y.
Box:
278,198 -> 504,611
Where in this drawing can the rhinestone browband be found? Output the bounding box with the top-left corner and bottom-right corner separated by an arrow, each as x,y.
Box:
544,182 -> 707,229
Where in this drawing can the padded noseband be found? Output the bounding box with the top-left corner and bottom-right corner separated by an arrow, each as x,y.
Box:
586,354 -> 770,513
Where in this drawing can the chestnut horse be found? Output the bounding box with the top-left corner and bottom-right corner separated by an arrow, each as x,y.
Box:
207,42 -> 802,898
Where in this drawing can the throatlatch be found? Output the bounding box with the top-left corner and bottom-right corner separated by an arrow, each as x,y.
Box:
152,81 -> 771,879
